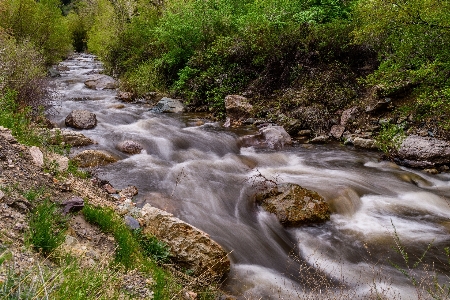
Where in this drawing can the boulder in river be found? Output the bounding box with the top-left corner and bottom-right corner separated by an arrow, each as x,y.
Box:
224,95 -> 253,122
72,150 -> 118,168
48,129 -> 94,147
150,97 -> 186,113
139,204 -> 230,280
116,140 -> 143,154
65,110 -> 97,130
394,135 -> 450,168
255,183 -> 330,226
84,75 -> 117,90
240,125 -> 292,150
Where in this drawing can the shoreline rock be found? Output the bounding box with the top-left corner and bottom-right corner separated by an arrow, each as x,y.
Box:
139,204 -> 230,280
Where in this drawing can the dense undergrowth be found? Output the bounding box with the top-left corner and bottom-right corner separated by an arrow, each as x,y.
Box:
65,0 -> 450,131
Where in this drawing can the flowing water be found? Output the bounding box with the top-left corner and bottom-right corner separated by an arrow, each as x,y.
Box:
49,54 -> 450,299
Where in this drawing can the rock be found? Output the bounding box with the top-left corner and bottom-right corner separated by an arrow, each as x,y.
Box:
281,119 -> 302,136
394,135 -> 450,168
365,98 -> 392,113
240,125 -> 292,150
65,110 -> 97,130
29,146 -> 44,167
310,135 -> 329,144
297,129 -> 312,137
330,125 -> 345,139
117,91 -> 133,102
0,126 -> 17,144
0,190 -> 5,201
255,183 -> 330,226
259,125 -> 292,149
84,75 -> 117,90
119,185 -> 138,198
140,204 -> 230,279
103,183 -> 117,194
48,129 -> 94,147
150,97 -> 186,113
48,67 -> 61,78
423,168 -> 439,175
353,137 -> 378,150
109,104 -> 125,109
124,215 -> 140,230
183,291 -> 198,300
45,153 -> 69,173
72,150 -> 118,168
340,107 -> 359,126
117,140 -> 143,154
62,197 -> 84,214
224,95 -> 253,122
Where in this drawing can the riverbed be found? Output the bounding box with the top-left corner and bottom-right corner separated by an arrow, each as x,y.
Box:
48,53 -> 450,299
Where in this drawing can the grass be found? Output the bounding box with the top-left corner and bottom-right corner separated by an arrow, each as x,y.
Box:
82,203 -> 185,299
0,253 -> 129,299
26,199 -> 69,256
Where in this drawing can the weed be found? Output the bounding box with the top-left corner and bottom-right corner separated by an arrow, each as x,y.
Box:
133,229 -> 170,263
390,220 -> 450,299
21,186 -> 45,202
26,199 -> 68,256
375,123 -> 406,154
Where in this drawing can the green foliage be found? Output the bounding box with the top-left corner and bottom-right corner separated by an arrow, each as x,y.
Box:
354,0 -> 450,123
375,123 -> 406,153
133,228 -> 170,263
0,0 -> 72,64
26,199 -> 68,256
0,90 -> 43,146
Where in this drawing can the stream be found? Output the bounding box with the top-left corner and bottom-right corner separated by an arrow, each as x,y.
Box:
48,53 -> 450,299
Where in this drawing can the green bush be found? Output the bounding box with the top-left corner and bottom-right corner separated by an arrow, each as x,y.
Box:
0,0 -> 72,64
27,199 -> 68,256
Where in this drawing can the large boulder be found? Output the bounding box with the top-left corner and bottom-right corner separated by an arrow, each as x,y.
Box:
116,140 -> 143,154
255,183 -> 330,226
240,125 -> 292,150
72,150 -> 118,168
394,135 -> 450,168
139,204 -> 230,280
48,129 -> 94,147
65,110 -> 97,130
150,97 -> 185,113
224,95 -> 253,122
84,75 -> 117,90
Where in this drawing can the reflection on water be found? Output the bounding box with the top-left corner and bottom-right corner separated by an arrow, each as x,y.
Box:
49,54 -> 450,299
